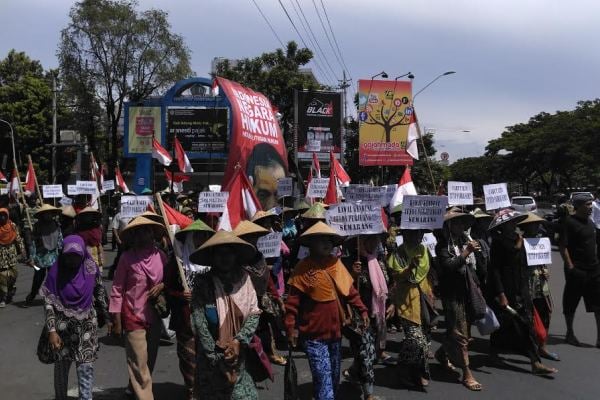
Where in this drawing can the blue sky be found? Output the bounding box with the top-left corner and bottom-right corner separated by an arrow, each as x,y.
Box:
1,0 -> 599,162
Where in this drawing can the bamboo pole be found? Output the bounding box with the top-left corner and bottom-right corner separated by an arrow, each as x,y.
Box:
155,193 -> 190,292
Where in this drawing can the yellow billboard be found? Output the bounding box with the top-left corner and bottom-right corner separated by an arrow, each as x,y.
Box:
127,106 -> 162,154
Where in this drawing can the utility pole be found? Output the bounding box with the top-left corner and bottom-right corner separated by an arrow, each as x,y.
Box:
52,74 -> 57,183
338,70 -> 351,167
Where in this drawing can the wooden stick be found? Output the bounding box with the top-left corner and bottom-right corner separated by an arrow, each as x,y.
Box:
14,161 -> 32,230
155,193 -> 190,292
27,155 -> 43,203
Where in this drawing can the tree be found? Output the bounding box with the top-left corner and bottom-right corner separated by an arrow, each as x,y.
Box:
214,41 -> 321,148
58,0 -> 192,168
362,101 -> 411,142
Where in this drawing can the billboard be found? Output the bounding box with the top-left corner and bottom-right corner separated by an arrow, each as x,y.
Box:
166,107 -> 229,156
127,106 -> 162,154
357,79 -> 413,166
295,90 -> 342,160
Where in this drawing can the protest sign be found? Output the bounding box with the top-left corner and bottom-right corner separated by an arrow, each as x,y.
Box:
383,184 -> 398,206
256,232 -> 283,258
277,177 -> 294,197
59,197 -> 73,206
483,183 -> 510,210
102,180 -> 115,191
400,195 -> 448,230
76,180 -> 98,195
306,139 -> 321,152
209,185 -> 221,192
0,188 -> 8,195
120,196 -> 153,218
307,178 -> 329,198
42,185 -> 64,198
394,232 -> 437,256
67,185 -> 79,195
447,181 -> 473,205
326,201 -> 385,236
523,237 -> 552,266
345,185 -> 386,204
197,191 -> 229,213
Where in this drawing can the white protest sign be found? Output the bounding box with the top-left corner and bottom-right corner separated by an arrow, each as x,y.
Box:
383,184 -> 398,206
102,180 -> 115,191
447,181 -> 473,206
76,180 -> 98,195
483,183 -> 510,210
59,197 -> 73,206
345,185 -> 386,204
42,184 -> 64,198
209,185 -> 221,192
400,195 -> 448,230
326,201 -> 385,236
256,232 -> 283,258
307,178 -> 329,198
197,191 -> 229,213
0,188 -> 8,195
395,234 -> 404,247
67,185 -> 80,195
277,177 -> 294,197
307,139 -> 321,152
394,232 -> 437,256
523,237 -> 552,266
120,196 -> 153,218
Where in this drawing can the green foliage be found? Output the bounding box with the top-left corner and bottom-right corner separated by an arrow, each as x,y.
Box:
58,0 -> 192,167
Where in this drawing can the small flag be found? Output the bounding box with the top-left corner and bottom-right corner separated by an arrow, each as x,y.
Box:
174,136 -> 193,173
115,167 -> 130,194
406,111 -> 420,160
330,151 -> 350,187
152,138 -> 173,166
218,168 -> 262,231
162,201 -> 193,229
323,170 -> 338,205
389,168 -> 417,208
8,168 -> 20,197
25,158 -> 36,195
165,169 -> 191,193
212,79 -> 220,96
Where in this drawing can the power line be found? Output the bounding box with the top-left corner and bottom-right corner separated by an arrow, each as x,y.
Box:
277,0 -> 333,85
311,0 -> 346,76
291,0 -> 339,81
249,0 -> 285,48
319,0 -> 352,80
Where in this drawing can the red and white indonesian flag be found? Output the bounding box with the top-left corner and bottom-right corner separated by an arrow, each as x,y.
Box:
0,170 -> 6,183
115,167 -> 130,194
406,111 -> 420,160
330,151 -> 350,187
323,170 -> 338,205
165,169 -> 191,193
163,201 -> 193,230
218,168 -> 262,231
152,138 -> 172,166
24,158 -> 37,196
174,136 -> 193,173
8,168 -> 20,196
389,168 -> 417,208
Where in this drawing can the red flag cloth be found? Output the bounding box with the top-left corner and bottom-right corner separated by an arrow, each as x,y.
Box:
8,167 -> 20,197
115,167 -> 130,194
152,138 -> 173,166
381,208 -> 389,228
164,169 -> 191,193
324,170 -> 338,205
162,201 -> 192,229
0,170 -> 6,183
218,168 -> 262,231
389,167 -> 417,208
436,180 -> 445,196
174,136 -> 193,173
25,159 -> 36,195
216,77 -> 288,188
311,152 -> 321,179
330,151 -> 350,187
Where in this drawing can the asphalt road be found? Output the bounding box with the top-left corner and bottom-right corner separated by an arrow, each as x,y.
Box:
1,246 -> 599,400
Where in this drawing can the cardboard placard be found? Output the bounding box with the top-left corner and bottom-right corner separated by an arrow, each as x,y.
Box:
394,232 -> 437,257
256,232 -> 283,258
197,191 -> 229,213
277,177 -> 294,197
209,185 -> 221,192
306,178 -> 329,198
59,197 -> 73,206
120,196 -> 153,218
76,180 -> 98,195
306,139 -> 321,152
0,188 -> 9,195
67,185 -> 79,196
42,184 -> 64,199
523,237 -> 552,266
326,201 -> 385,236
447,181 -> 473,206
400,195 -> 448,230
344,185 -> 386,204
102,180 -> 115,191
483,183 -> 510,210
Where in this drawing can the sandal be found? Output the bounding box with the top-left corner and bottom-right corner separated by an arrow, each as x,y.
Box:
269,354 -> 287,366
532,363 -> 558,375
462,378 -> 482,391
434,350 -> 457,373
540,350 -> 560,361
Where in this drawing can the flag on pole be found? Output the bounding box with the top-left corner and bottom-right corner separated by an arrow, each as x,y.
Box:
8,168 -> 20,197
211,79 -> 220,96
164,169 -> 191,193
218,168 -> 262,231
389,168 -> 417,208
311,152 -> 321,179
323,170 -> 338,205
115,166 -> 130,194
174,136 -> 193,173
162,201 -> 193,229
0,170 -> 7,183
152,138 -> 172,166
24,158 -> 36,195
330,151 -> 350,187
406,111 -> 420,160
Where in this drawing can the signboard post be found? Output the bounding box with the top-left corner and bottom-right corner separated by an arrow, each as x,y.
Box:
197,191 -> 229,213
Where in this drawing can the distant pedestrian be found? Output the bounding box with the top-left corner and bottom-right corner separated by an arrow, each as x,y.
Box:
0,207 -> 25,308
559,193 -> 600,348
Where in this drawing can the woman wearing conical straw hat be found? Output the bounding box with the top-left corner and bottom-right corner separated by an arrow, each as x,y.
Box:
24,204 -> 63,307
109,217 -> 168,400
285,222 -> 369,400
164,220 -> 215,400
189,231 -> 261,399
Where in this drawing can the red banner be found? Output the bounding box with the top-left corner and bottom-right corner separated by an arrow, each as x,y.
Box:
217,77 -> 288,210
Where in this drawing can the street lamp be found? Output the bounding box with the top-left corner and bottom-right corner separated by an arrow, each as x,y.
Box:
413,71 -> 456,100
0,118 -> 17,166
394,72 -> 414,81
371,71 -> 388,79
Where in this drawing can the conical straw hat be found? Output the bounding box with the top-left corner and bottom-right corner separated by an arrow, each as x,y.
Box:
298,221 -> 345,246
518,212 -> 544,225
189,230 -> 256,266
175,219 -> 215,241
233,220 -> 269,238
61,205 -> 77,219
35,203 -> 61,217
301,202 -> 327,220
139,210 -> 164,225
120,216 -> 166,243
251,210 -> 278,224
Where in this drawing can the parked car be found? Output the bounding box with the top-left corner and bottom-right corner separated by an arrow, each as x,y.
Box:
511,196 -> 537,212
568,191 -> 593,203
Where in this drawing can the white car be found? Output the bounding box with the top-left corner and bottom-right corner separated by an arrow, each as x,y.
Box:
511,196 -> 537,212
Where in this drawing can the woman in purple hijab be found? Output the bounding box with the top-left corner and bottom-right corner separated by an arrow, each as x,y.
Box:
39,235 -> 110,400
